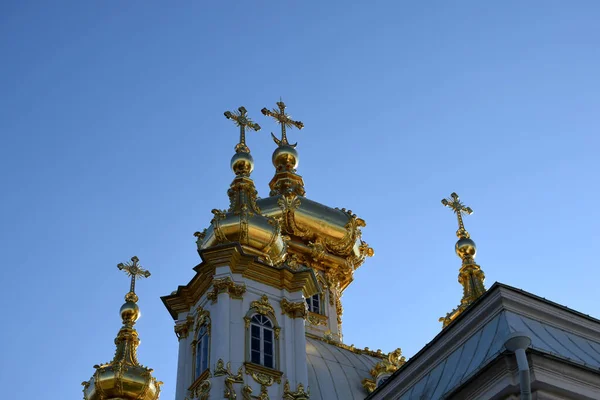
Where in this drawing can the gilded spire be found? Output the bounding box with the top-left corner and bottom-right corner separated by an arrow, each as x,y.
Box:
82,256 -> 161,400
261,100 -> 306,196
261,99 -> 304,147
439,192 -> 486,328
224,106 -> 261,154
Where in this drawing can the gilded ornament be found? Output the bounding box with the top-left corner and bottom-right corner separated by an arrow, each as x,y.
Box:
244,362 -> 283,384
214,358 -> 228,376
224,106 -> 261,154
307,312 -> 327,327
197,379 -> 211,400
242,385 -> 253,400
250,295 -> 275,316
206,277 -> 247,303
283,380 -> 310,400
362,378 -> 376,394
252,372 -> 275,387
261,100 -> 304,147
280,298 -> 308,319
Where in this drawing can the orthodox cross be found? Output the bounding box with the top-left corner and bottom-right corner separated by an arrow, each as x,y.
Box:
117,256 -> 151,302
261,100 -> 304,146
441,192 -> 473,237
224,106 -> 261,153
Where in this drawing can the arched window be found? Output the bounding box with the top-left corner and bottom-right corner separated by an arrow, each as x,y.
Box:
194,324 -> 210,378
306,293 -> 321,314
249,314 -> 275,369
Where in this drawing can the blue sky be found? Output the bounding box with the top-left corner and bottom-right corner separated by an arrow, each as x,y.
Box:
1,2 -> 599,399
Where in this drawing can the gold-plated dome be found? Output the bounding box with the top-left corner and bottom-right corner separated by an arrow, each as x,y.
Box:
272,144 -> 299,171
455,237 -> 477,262
196,107 -> 287,265
82,257 -> 162,400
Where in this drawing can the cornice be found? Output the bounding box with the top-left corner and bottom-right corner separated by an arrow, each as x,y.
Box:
161,243 -> 319,320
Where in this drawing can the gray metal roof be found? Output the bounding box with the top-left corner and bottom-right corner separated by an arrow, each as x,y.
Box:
394,311 -> 600,399
306,337 -> 381,400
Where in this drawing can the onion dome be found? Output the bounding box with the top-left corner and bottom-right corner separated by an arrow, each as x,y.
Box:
82,257 -> 162,400
196,107 -> 287,265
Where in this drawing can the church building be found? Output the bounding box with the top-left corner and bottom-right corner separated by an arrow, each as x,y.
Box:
82,102 -> 600,400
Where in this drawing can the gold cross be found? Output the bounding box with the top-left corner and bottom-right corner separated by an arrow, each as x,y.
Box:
441,192 -> 473,238
224,106 -> 261,153
117,256 -> 151,300
261,100 -> 304,146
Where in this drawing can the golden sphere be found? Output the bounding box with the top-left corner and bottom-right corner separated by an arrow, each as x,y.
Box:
231,152 -> 254,176
120,301 -> 140,323
272,145 -> 299,170
455,237 -> 477,259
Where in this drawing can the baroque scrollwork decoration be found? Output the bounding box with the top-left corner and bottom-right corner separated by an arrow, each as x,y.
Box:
280,298 -> 308,319
283,380 -> 310,400
363,348 -> 407,394
189,379 -> 211,400
307,312 -> 327,327
206,277 -> 247,303
214,359 -> 244,399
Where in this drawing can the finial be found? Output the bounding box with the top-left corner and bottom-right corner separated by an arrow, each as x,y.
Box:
224,106 -> 261,154
117,256 -> 151,303
261,100 -> 304,147
82,256 -> 162,400
441,192 -> 473,239
439,192 -> 486,327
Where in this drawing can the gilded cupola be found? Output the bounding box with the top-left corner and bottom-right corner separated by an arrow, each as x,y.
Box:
439,192 -> 486,328
82,257 -> 162,400
257,100 -> 374,292
195,106 -> 287,265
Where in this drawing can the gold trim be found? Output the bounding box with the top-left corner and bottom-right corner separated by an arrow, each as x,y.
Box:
284,380 -> 309,400
244,362 -> 283,384
162,244 -> 319,320
307,311 -> 327,327
206,276 -> 247,303
280,298 -> 308,319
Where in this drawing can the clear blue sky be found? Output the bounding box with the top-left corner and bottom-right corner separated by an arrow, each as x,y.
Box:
1,2 -> 598,399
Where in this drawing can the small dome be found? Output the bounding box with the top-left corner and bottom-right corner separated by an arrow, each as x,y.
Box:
273,145 -> 299,171
198,174 -> 287,265
231,151 -> 254,176
120,301 -> 140,323
83,362 -> 161,400
455,237 -> 476,260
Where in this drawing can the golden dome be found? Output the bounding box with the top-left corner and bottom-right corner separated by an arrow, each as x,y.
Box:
197,107 -> 287,265
455,237 -> 477,261
272,144 -> 299,171
83,257 -> 161,400
231,151 -> 254,176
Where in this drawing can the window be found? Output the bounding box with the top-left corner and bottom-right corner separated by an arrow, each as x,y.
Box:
249,314 -> 275,369
306,293 -> 321,314
195,325 -> 209,378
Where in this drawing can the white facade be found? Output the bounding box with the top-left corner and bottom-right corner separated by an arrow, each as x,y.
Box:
173,263 -> 311,400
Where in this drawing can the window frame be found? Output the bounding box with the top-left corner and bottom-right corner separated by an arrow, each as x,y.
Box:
306,293 -> 322,314
194,324 -> 210,379
249,314 -> 275,368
